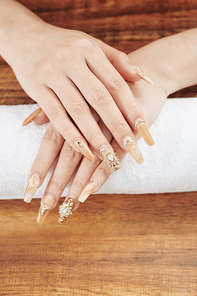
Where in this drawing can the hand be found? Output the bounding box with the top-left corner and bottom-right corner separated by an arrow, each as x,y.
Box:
0,0 -> 154,165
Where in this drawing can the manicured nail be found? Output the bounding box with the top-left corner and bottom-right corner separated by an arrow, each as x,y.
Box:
78,180 -> 97,203
133,66 -> 153,85
24,173 -> 40,203
100,145 -> 120,171
58,198 -> 75,223
75,139 -> 95,161
135,118 -> 154,146
37,195 -> 55,224
123,136 -> 144,164
22,107 -> 42,126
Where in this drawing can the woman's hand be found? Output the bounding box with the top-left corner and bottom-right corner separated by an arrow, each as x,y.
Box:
0,0 -> 154,165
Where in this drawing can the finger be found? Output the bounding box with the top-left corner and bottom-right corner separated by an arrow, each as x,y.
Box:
37,141 -> 82,224
95,39 -> 153,85
22,107 -> 49,126
24,123 -> 64,203
35,85 -> 95,161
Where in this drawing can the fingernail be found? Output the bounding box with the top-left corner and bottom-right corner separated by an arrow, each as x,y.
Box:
78,180 -> 97,203
22,107 -> 42,126
24,173 -> 40,203
133,66 -> 153,85
37,195 -> 55,224
123,136 -> 144,164
58,198 -> 75,223
135,118 -> 154,146
75,139 -> 95,161
99,145 -> 120,171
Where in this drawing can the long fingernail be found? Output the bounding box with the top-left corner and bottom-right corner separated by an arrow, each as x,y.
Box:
133,66 -> 153,85
78,180 -> 97,203
24,173 -> 40,203
22,107 -> 42,126
37,195 -> 55,224
123,136 -> 144,164
135,118 -> 154,146
75,139 -> 95,161
100,145 -> 120,171
58,198 -> 75,223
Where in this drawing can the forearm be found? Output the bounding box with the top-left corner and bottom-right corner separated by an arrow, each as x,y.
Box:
128,28 -> 197,96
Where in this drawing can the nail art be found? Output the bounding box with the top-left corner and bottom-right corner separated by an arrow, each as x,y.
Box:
58,198 -> 74,223
135,118 -> 154,146
100,146 -> 120,171
37,195 -> 54,224
133,66 -> 153,85
24,173 -> 40,203
123,136 -> 144,164
75,139 -> 95,161
22,107 -> 42,126
78,180 -> 97,203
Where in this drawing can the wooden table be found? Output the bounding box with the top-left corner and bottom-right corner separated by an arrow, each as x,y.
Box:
1,0 -> 197,295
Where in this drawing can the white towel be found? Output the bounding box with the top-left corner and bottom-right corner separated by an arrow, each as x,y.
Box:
0,98 -> 197,200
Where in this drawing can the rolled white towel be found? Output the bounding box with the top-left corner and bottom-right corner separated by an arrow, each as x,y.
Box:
0,98 -> 197,200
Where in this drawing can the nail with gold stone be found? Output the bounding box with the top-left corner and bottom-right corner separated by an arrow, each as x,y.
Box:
133,66 -> 153,85
123,136 -> 144,164
58,198 -> 75,223
75,139 -> 95,161
37,195 -> 55,224
100,145 -> 120,171
78,180 -> 97,203
22,107 -> 42,126
24,173 -> 40,203
135,118 -> 154,146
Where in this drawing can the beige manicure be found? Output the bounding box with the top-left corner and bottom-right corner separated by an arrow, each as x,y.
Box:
37,195 -> 54,224
58,198 -> 75,223
133,66 -> 153,85
100,145 -> 120,171
22,107 -> 42,126
24,173 -> 40,203
75,139 -> 95,161
78,180 -> 97,203
123,136 -> 144,164
135,118 -> 154,146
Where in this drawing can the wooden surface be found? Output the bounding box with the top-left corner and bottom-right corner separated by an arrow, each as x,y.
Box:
1,0 -> 197,295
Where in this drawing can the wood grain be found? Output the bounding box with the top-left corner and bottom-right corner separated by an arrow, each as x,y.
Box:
1,0 -> 197,294
0,192 -> 197,295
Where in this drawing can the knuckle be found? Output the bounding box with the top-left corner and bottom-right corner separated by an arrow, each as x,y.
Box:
92,88 -> 109,105
48,177 -> 64,191
72,180 -> 85,191
110,75 -> 125,91
98,166 -> 111,178
88,130 -> 101,142
112,120 -> 128,134
44,128 -> 59,142
69,99 -> 87,115
61,144 -> 77,161
48,105 -> 62,119
79,37 -> 96,52
62,125 -> 74,138
116,51 -> 128,61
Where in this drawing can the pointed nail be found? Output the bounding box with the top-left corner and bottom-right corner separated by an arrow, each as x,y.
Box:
37,195 -> 55,224
78,180 -> 97,203
58,198 -> 75,223
135,118 -> 154,146
75,139 -> 95,161
133,66 -> 153,85
24,173 -> 40,203
123,136 -> 144,164
22,107 -> 42,126
100,145 -> 120,171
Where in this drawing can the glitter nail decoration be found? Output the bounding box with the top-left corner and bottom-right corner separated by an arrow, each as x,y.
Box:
100,146 -> 120,171
58,198 -> 74,223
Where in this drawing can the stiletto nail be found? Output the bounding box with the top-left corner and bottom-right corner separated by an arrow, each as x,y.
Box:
24,173 -> 40,203
78,180 -> 97,203
75,139 -> 95,161
58,198 -> 75,223
123,136 -> 144,164
22,107 -> 42,126
100,145 -> 120,171
133,66 -> 153,85
37,195 -> 54,224
135,118 -> 154,146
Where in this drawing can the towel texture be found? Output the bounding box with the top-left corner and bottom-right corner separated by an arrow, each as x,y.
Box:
0,98 -> 197,199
